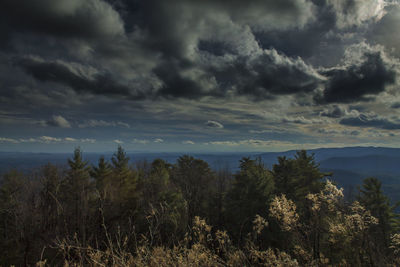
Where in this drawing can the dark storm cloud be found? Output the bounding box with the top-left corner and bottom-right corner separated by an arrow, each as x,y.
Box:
18,57 -> 144,99
316,50 -> 396,104
367,4 -> 400,57
240,0 -> 386,65
254,1 -> 337,61
210,50 -> 323,99
130,0 -> 315,58
0,0 -> 398,105
340,113 -> 400,130
152,60 -> 208,99
129,0 -> 391,101
325,0 -> 386,29
0,0 -> 124,42
0,0 -> 320,101
107,0 -> 321,100
151,48 -> 324,100
240,52 -> 321,96
203,0 -> 315,26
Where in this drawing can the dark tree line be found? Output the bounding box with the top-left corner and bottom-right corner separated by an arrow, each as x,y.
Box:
0,147 -> 399,266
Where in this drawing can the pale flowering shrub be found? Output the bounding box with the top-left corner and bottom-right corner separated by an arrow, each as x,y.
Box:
323,180 -> 344,211
345,201 -> 379,233
306,180 -> 344,213
328,221 -> 348,244
191,216 -> 212,244
248,247 -> 299,267
214,230 -> 231,256
269,194 -> 299,231
326,200 -> 380,265
182,243 -> 223,266
292,245 -> 313,264
390,233 -> 400,259
226,250 -> 247,266
253,214 -> 269,235
305,193 -> 320,212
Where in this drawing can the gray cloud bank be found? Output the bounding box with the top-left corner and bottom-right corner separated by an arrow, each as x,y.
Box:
0,0 -> 399,106
340,112 -> 400,130
2,0 -> 400,153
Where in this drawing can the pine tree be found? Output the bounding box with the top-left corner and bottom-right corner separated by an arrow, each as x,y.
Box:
272,150 -> 327,212
138,159 -> 187,245
171,155 -> 215,227
111,146 -> 135,190
226,157 -> 274,241
110,146 -> 138,221
39,164 -> 62,234
62,147 -> 92,243
91,156 -> 112,199
358,177 -> 399,251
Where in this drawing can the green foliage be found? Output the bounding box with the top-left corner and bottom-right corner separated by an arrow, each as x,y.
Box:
91,156 -> 113,195
112,145 -> 130,175
0,170 -> 26,265
171,155 -> 215,227
0,169 -> 25,210
358,177 -> 400,252
101,145 -> 139,227
210,166 -> 232,229
111,145 -> 138,202
272,150 -> 327,212
146,159 -> 172,202
62,147 -> 93,243
226,157 -> 275,240
39,164 -> 62,232
138,159 -> 187,245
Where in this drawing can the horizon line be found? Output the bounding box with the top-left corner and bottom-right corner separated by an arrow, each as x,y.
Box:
0,145 -> 395,155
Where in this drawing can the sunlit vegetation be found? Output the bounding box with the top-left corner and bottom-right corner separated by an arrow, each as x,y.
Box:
1,146 -> 400,266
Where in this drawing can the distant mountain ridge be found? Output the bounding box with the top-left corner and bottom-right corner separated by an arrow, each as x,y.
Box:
259,146 -> 400,163
1,146 -> 400,202
319,155 -> 400,176
2,146 -> 400,173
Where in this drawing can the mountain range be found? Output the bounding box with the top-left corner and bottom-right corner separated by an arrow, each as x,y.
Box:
1,146 -> 400,203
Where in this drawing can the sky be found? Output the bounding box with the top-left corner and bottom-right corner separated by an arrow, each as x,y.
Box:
2,0 -> 400,153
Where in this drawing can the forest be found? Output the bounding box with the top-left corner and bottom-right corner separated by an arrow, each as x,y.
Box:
1,146 -> 400,266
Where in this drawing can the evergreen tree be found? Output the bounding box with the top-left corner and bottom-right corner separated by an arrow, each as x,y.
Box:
273,156 -> 296,199
111,146 -> 136,191
226,157 -> 274,241
110,146 -> 139,223
211,166 -> 232,229
171,155 -> 215,227
39,164 -> 63,234
144,159 -> 176,205
358,177 -> 399,251
62,147 -> 92,243
91,156 -> 112,199
139,159 -> 187,245
272,150 -> 327,212
90,156 -> 113,240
